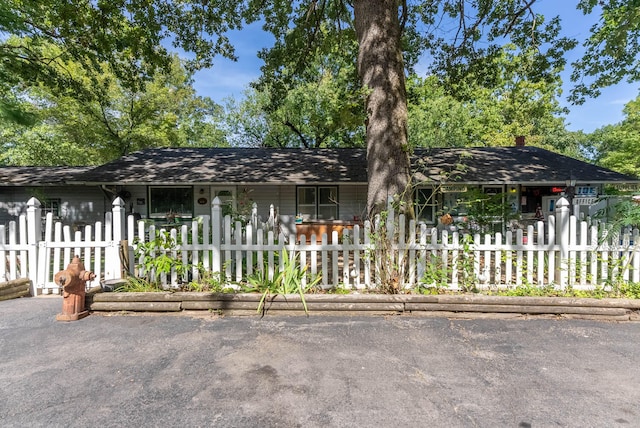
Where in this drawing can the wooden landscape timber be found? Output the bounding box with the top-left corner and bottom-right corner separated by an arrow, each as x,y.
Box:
85,290 -> 640,320
0,278 -> 32,301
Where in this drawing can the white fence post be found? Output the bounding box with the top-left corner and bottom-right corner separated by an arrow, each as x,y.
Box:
105,197 -> 125,280
211,197 -> 222,274
114,197 -> 126,280
112,197 -> 125,243
26,197 -> 41,295
555,196 -> 570,288
251,202 -> 258,230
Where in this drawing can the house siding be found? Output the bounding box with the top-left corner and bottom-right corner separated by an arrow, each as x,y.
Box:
243,185 -> 292,220
252,185 -> 296,236
338,184 -> 368,221
0,186 -> 107,226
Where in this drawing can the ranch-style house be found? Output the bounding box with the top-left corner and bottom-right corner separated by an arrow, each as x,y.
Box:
0,145 -> 638,237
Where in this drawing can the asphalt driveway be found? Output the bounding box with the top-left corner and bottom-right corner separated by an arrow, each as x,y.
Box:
1,296 -> 639,427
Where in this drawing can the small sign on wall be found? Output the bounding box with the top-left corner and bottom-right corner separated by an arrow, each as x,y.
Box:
441,185 -> 467,193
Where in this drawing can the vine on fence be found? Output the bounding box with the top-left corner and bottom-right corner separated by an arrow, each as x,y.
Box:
367,208 -> 402,294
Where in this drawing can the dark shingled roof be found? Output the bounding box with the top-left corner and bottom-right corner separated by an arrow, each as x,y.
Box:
70,148 -> 368,185
412,146 -> 637,184
0,166 -> 92,186
1,147 -> 637,186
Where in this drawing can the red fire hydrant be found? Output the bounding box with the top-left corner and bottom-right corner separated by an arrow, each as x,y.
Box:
54,256 -> 96,321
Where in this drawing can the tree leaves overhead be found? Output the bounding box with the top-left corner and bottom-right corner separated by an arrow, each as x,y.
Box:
3,1 -> 638,121
571,0 -> 640,104
2,0 -> 639,179
1,0 -> 248,94
253,2 -> 356,111
1,51 -> 227,166
586,95 -> 640,177
412,1 -> 577,98
2,1 -> 639,108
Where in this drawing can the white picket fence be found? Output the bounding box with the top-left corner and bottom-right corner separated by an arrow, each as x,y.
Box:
0,198 -> 124,295
2,196 -> 639,295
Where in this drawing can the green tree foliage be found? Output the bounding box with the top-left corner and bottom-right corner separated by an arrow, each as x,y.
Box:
407,75 -> 477,148
224,80 -> 365,149
226,27 -> 366,148
1,47 -> 226,166
2,1 -> 640,212
407,46 -> 580,154
571,0 -> 640,103
223,90 -> 274,148
0,93 -> 35,126
585,95 -> 640,177
0,0 -> 247,95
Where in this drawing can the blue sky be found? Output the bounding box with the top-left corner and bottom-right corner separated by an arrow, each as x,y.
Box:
191,2 -> 639,133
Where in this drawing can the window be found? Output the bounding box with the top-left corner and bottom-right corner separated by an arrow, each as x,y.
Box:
442,192 -> 466,216
42,198 -> 61,218
415,188 -> 436,223
297,186 -> 338,220
297,187 -> 316,220
148,187 -> 193,219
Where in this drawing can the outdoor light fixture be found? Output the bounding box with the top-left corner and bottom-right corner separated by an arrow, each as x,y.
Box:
565,172 -> 577,215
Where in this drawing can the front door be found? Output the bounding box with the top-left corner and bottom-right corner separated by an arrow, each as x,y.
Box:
541,195 -> 560,220
212,186 -> 236,218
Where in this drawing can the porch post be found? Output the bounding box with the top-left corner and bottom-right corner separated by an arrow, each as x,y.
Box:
26,198 -> 41,296
211,197 -> 222,274
555,197 -> 570,288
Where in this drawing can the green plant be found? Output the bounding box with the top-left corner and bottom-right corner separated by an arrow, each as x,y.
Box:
185,270 -> 239,292
594,246 -> 631,291
590,195 -> 640,290
458,234 -> 478,292
490,283 -> 622,299
491,282 -> 557,297
615,282 -> 640,299
133,230 -> 192,287
455,188 -> 519,235
419,254 -> 451,291
116,276 -> 162,292
327,284 -> 352,294
243,249 -> 321,314
414,283 -> 443,295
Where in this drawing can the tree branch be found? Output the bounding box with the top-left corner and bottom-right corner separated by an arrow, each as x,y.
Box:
284,120 -> 310,148
504,0 -> 538,36
400,0 -> 408,31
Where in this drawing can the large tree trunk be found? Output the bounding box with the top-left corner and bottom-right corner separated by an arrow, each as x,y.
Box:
353,0 -> 413,219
